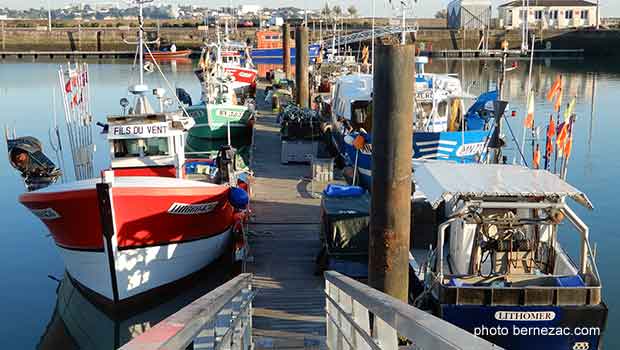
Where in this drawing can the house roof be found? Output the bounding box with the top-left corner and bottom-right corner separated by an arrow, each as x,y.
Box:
499,0 -> 596,7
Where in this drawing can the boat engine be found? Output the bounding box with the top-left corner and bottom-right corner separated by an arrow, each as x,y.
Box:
7,136 -> 62,191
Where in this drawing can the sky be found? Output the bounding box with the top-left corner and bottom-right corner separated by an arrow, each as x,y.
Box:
0,0 -> 617,18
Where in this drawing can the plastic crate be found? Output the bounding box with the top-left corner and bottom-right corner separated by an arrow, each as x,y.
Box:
311,158 -> 334,182
281,140 -> 318,164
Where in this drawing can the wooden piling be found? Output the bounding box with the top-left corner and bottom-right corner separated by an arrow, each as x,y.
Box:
282,23 -> 291,80
295,26 -> 309,108
369,44 -> 415,303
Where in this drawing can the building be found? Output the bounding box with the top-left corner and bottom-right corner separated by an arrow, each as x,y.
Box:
498,0 -> 598,30
239,5 -> 262,15
447,0 -> 492,29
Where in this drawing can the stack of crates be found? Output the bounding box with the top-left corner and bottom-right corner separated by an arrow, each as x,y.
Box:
311,157 -> 334,182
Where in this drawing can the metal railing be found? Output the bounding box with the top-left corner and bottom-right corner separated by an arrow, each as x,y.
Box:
317,25 -> 419,47
119,273 -> 254,350
324,271 -> 503,350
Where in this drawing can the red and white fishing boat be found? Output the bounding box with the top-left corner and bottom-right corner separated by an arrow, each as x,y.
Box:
11,1 -> 250,305
197,38 -> 258,95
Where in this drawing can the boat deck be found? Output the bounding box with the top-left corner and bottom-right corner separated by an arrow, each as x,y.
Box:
247,107 -> 327,349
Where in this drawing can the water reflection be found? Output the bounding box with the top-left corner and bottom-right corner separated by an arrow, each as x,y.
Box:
1,57 -> 619,349
37,261 -> 234,350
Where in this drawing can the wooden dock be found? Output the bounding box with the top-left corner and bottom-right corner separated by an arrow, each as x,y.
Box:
0,50 -> 136,59
247,110 -> 326,349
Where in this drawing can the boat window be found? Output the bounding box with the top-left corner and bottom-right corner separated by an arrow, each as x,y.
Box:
437,101 -> 448,117
113,137 -> 170,158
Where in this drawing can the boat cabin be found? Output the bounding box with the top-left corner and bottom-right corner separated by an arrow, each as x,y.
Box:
410,161 -> 602,307
330,72 -> 470,134
107,112 -> 194,178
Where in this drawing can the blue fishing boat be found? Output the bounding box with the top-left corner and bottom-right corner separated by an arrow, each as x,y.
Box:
329,63 -> 498,189
409,161 -> 607,350
248,45 -> 322,65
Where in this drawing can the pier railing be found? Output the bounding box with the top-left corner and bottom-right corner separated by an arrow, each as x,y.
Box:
119,273 -> 254,350
324,271 -> 502,350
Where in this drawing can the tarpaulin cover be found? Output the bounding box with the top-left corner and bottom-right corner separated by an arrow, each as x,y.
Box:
413,161 -> 593,209
320,193 -> 371,257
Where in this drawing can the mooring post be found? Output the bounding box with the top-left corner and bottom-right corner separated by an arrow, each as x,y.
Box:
369,43 -> 415,303
283,23 -> 291,80
295,25 -> 309,108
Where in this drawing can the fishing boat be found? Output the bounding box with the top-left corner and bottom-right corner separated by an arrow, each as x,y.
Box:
329,58 -> 495,188
409,161 -> 607,350
9,0 -> 250,305
187,42 -> 256,142
147,49 -> 192,60
249,29 -> 321,65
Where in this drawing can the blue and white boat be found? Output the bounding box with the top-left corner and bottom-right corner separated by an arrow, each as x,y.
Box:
329,59 -> 497,189
409,161 -> 607,350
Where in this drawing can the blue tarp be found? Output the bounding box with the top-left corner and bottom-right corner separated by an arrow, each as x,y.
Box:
323,184 -> 366,198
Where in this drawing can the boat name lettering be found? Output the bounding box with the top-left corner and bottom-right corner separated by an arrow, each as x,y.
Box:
110,123 -> 168,139
31,208 -> 61,220
455,142 -> 486,157
168,202 -> 219,215
215,109 -> 245,119
494,311 -> 556,321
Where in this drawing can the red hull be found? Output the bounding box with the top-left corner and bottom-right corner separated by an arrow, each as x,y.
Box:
19,178 -> 233,251
224,66 -> 258,86
147,50 -> 192,60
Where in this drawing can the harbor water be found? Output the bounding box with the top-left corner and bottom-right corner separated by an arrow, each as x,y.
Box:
0,57 -> 618,348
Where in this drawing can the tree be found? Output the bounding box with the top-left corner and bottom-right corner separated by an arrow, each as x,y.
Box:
321,3 -> 331,18
347,5 -> 358,18
332,5 -> 342,18
435,9 -> 447,19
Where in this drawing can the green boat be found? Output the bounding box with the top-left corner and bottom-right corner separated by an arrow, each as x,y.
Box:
185,135 -> 252,170
186,104 -> 254,140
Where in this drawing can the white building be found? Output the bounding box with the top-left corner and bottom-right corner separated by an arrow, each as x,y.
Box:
498,0 -> 598,30
239,5 -> 262,15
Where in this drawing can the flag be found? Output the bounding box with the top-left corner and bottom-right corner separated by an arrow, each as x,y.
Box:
563,119 -> 574,159
546,75 -> 562,102
564,97 -> 576,120
556,122 -> 568,146
545,136 -> 553,160
554,88 -> 563,112
353,134 -> 366,150
533,144 -> 541,169
65,79 -> 72,93
71,92 -> 79,108
546,115 -> 556,138
564,133 -> 573,159
523,91 -> 535,128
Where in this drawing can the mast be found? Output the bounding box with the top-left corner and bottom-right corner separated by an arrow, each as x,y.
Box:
371,0 -> 375,73
139,2 -> 144,85
400,0 -> 407,45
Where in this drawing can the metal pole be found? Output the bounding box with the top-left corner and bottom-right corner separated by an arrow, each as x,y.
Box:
139,4 -> 144,85
48,0 -> 52,32
295,26 -> 309,108
596,0 -> 600,29
1,19 -> 5,51
283,23 -> 291,80
401,5 -> 406,45
520,34 -> 535,165
371,0 -> 375,73
369,43 -> 414,303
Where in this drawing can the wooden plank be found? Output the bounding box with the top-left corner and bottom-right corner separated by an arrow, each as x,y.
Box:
248,104 -> 327,349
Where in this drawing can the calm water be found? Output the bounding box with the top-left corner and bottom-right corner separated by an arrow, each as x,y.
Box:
0,57 -> 619,348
